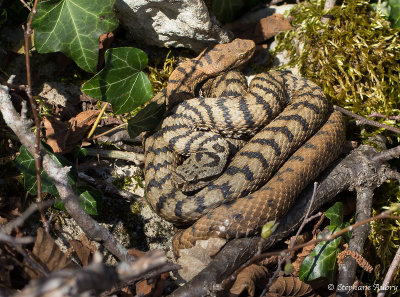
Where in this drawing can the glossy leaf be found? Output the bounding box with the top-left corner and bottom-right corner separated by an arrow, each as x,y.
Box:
325,202 -> 344,227
15,146 -> 59,196
54,186 -> 102,215
299,226 -> 342,283
32,0 -> 118,72
82,47 -> 153,114
127,101 -> 166,138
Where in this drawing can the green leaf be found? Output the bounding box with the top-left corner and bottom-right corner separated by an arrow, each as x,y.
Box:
54,186 -> 102,215
15,146 -> 59,196
127,101 -> 166,138
15,144 -> 77,196
212,0 -> 243,23
299,226 -> 342,283
32,0 -> 118,73
389,0 -> 400,28
77,186 -> 102,215
82,47 -> 153,114
325,202 -> 344,227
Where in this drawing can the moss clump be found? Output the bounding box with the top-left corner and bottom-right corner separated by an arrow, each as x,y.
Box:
274,0 -> 400,117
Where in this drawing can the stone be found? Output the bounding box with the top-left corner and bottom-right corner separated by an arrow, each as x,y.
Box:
115,0 -> 232,52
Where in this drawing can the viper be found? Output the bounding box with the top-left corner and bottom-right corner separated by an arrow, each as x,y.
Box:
143,39 -> 346,255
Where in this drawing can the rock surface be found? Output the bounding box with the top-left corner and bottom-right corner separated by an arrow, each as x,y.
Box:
115,0 -> 232,52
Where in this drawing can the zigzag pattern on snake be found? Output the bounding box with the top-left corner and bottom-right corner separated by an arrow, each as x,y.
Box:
143,39 -> 346,255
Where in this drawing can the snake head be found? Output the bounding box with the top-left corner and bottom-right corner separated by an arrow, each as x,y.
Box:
224,38 -> 256,69
207,38 -> 256,72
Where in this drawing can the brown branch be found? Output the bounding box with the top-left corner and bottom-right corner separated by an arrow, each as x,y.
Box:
369,112 -> 400,121
22,0 -> 49,231
334,105 -> 400,135
0,84 -> 133,262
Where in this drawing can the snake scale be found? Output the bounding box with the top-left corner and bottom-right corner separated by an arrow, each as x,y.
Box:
144,39 -> 346,255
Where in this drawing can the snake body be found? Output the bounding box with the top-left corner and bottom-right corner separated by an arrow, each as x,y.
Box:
144,39 -> 346,254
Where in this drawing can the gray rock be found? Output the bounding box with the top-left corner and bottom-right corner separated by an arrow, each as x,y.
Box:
115,0 -> 233,52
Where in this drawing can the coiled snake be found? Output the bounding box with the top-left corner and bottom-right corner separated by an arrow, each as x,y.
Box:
144,39 -> 346,255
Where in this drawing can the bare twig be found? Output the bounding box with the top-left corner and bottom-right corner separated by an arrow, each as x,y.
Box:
85,148 -> 144,166
372,145 -> 400,163
1,200 -> 54,235
19,0 -> 32,11
22,0 -> 49,231
377,244 -> 400,297
0,233 -> 48,277
334,105 -> 400,135
369,112 -> 400,121
90,123 -> 128,140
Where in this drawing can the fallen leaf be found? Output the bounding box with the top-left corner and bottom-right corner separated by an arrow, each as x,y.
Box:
230,264 -> 268,297
44,110 -> 100,153
265,276 -> 316,297
69,238 -> 93,267
25,227 -> 75,278
135,272 -> 168,297
176,238 -> 226,281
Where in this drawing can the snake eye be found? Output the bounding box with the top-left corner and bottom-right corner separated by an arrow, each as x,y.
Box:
239,52 -> 247,59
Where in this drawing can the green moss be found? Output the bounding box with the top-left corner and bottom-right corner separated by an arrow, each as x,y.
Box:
274,0 -> 400,117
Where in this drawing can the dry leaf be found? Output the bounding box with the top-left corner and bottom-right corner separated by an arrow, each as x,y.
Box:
266,276 -> 316,297
230,264 -> 269,297
69,239 -> 92,267
135,273 -> 168,297
292,238 -> 317,276
25,227 -> 74,278
177,238 -> 226,281
44,110 -> 100,153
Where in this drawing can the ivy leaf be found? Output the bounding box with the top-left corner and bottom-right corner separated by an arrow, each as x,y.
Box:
82,47 -> 153,114
32,0 -> 118,73
15,144 -> 77,196
212,0 -> 243,23
325,202 -> 343,227
389,0 -> 400,28
54,186 -> 102,215
15,146 -> 59,196
127,101 -> 166,138
299,226 -> 342,283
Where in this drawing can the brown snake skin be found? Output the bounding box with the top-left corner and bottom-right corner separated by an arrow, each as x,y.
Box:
143,39 -> 346,255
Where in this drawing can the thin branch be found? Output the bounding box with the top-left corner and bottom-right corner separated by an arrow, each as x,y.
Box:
0,233 -> 48,276
372,145 -> 400,163
1,200 -> 54,235
22,0 -> 49,231
19,0 -> 32,11
369,112 -> 400,121
377,244 -> 400,297
334,105 -> 400,135
90,123 -> 128,140
85,148 -> 144,166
